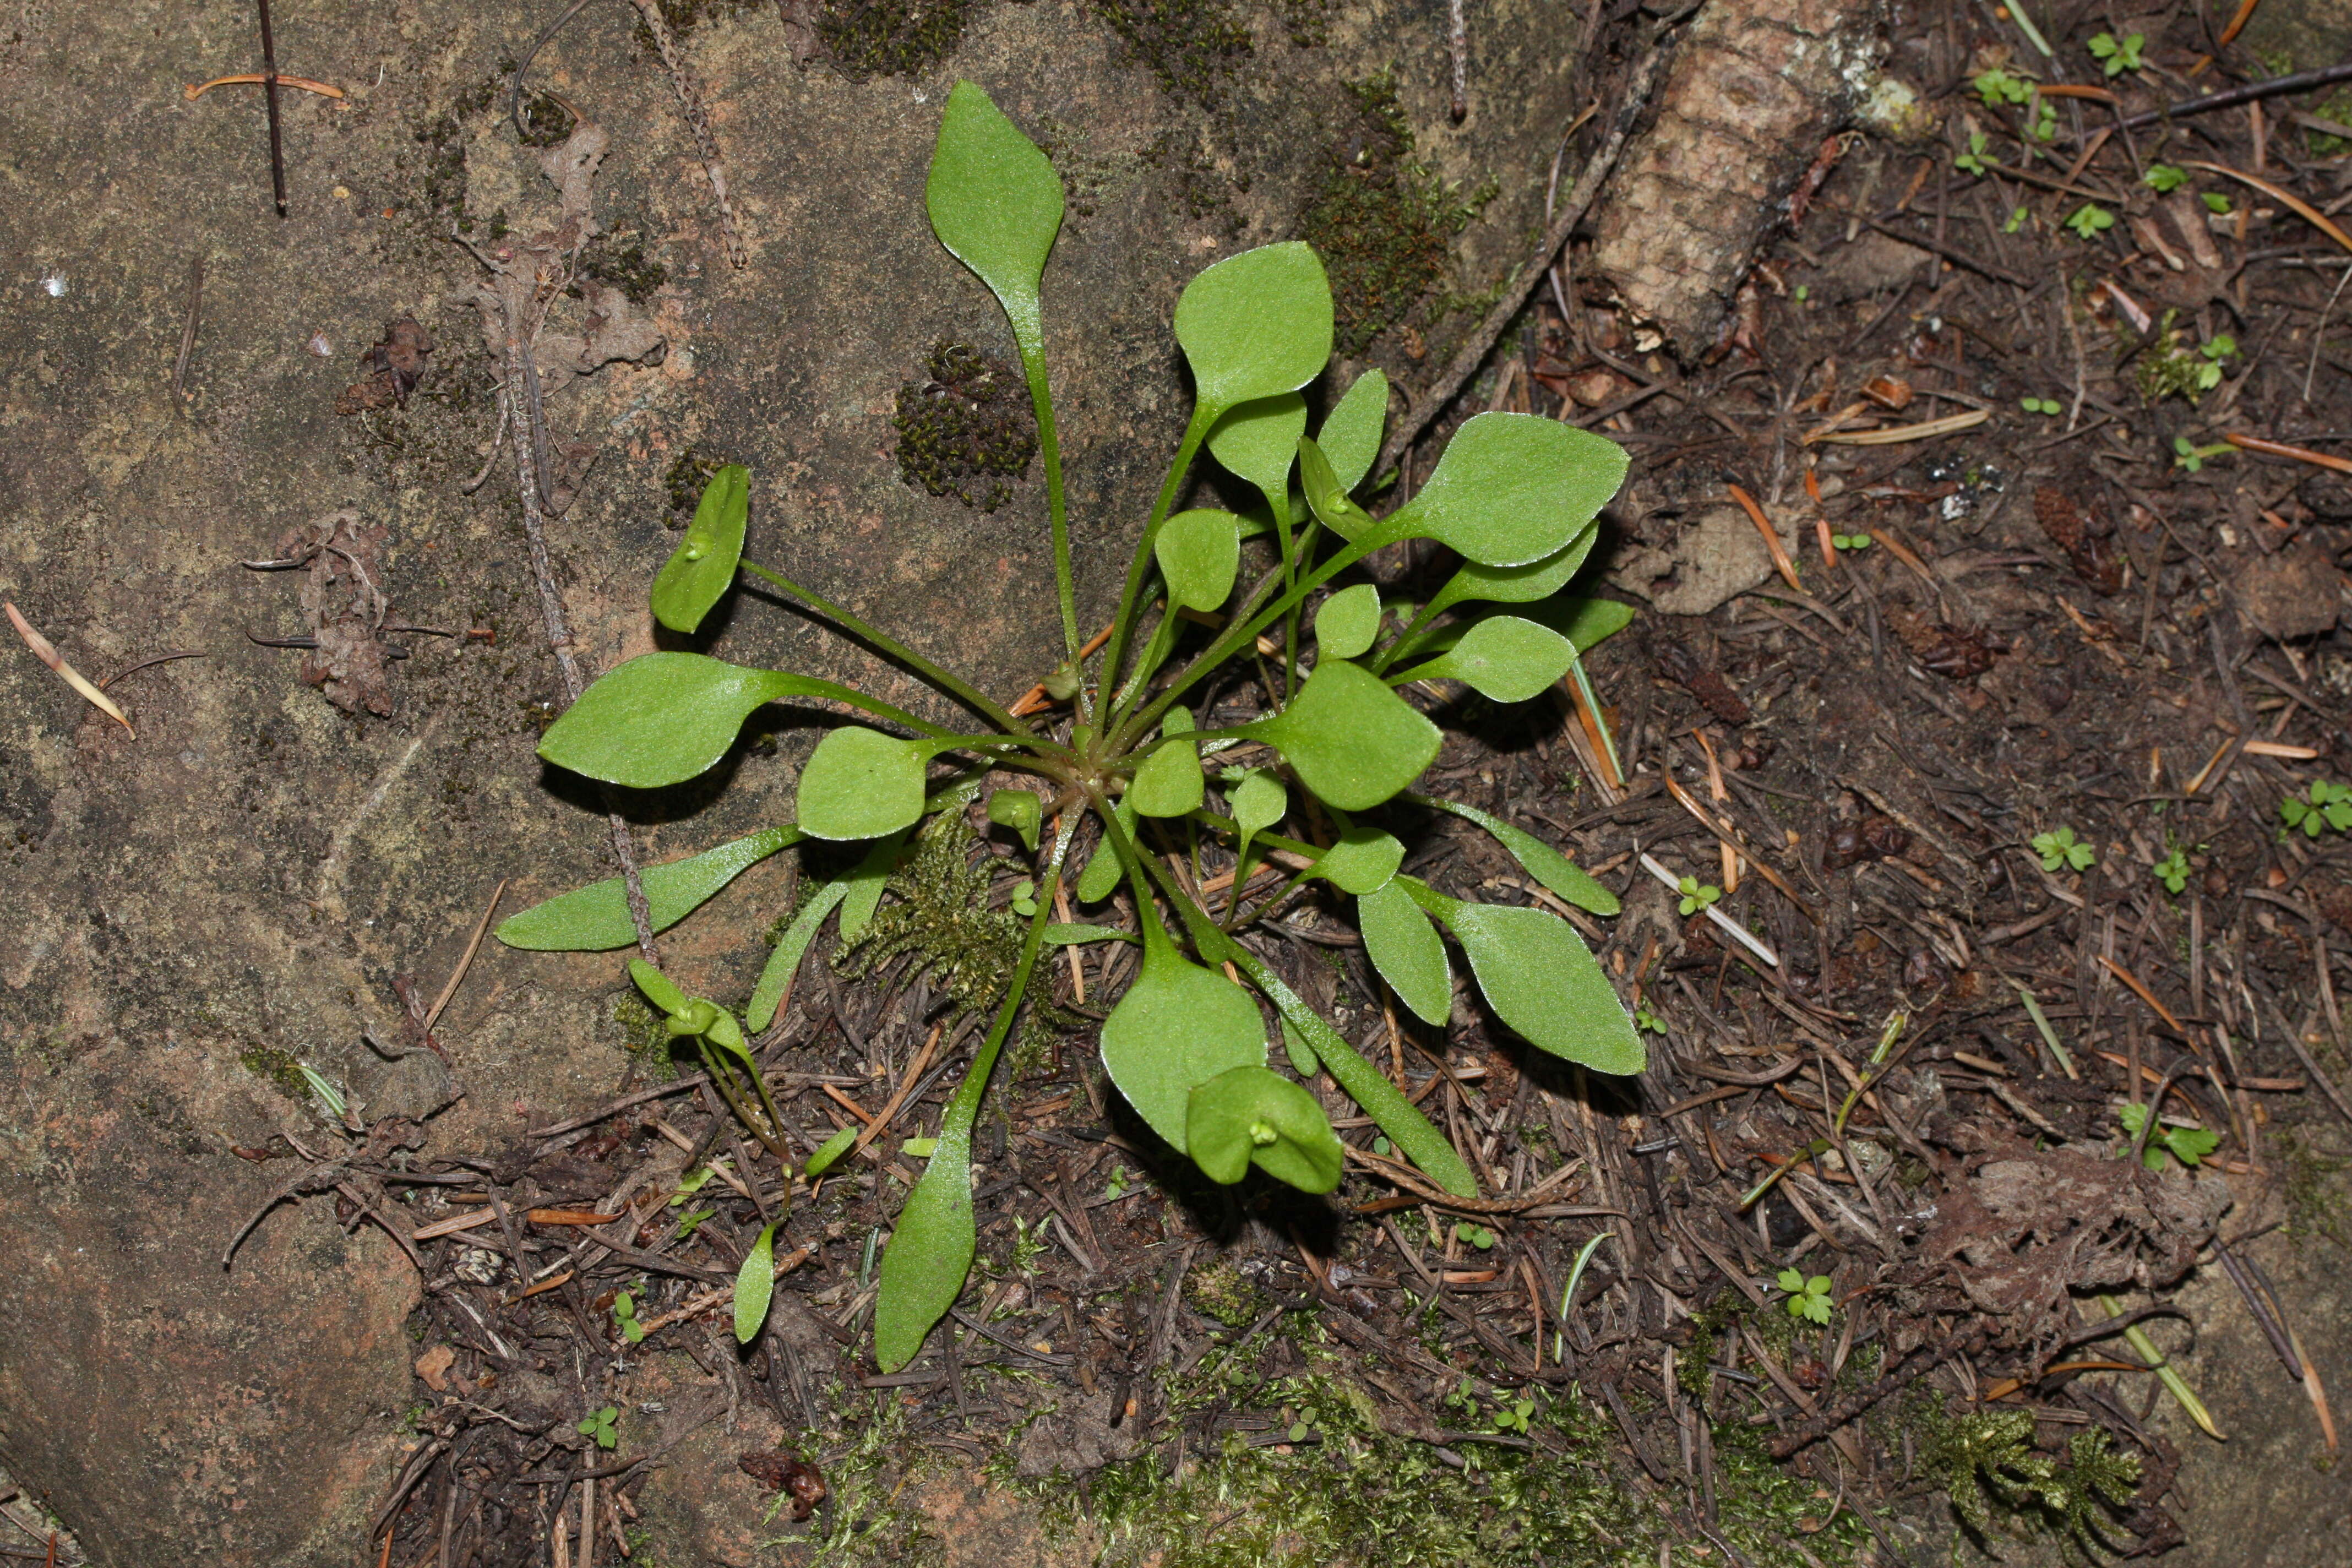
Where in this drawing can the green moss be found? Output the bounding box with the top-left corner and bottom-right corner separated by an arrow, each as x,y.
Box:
2275,1126 -> 2351,1251
515,90 -> 576,149
613,993 -> 680,1079
576,231 -> 671,304
1273,0 -> 1331,47
662,446 -> 728,518
1918,1398 -> 2141,1561
819,0 -> 979,80
1140,131 -> 1241,231
1185,1259 -> 1265,1327
892,342 -> 1038,513
1090,0 -> 1253,105
630,0 -> 760,53
239,1045 -> 314,1105
1302,72 -> 1493,357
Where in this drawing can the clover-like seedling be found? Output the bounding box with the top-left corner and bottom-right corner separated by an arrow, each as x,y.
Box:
1974,68 -> 2033,107
499,83 -> 1645,1376
1635,1007 -> 1668,1036
2019,397 -> 2062,416
2143,164 -> 2188,193
1455,1223 -> 1498,1250
1777,1268 -> 1834,1325
612,1289 -> 645,1344
2087,32 -> 2145,77
2117,1101 -> 2220,1171
1492,1395 -> 1536,1435
2152,848 -> 2190,895
2282,780 -> 2352,837
1954,130 -> 1992,178
2031,826 -> 2095,873
2065,203 -> 2115,242
1831,531 -> 1873,551
578,1406 -> 619,1450
1678,876 -> 1722,917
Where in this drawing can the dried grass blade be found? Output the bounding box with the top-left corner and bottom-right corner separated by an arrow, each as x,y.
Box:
6,601 -> 133,734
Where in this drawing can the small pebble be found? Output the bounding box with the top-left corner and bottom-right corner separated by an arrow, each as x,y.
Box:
307,333 -> 334,356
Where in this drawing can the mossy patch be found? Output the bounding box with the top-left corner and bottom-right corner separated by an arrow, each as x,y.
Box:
1915,1398 -> 2142,1560
613,992 -> 682,1078
630,0 -> 762,53
514,90 -> 578,149
1184,1258 -> 1264,1327
575,231 -> 671,304
1140,131 -> 1242,232
662,445 -> 730,518
819,0 -> 980,80
1090,0 -> 1253,105
1303,71 -> 1494,357
893,342 -> 1038,513
239,1044 -> 314,1104
2275,1125 -> 2351,1251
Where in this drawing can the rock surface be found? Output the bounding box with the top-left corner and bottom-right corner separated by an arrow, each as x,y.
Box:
0,0 -> 1594,1558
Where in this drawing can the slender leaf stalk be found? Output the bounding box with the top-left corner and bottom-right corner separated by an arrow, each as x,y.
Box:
1005,312 -> 1082,699
1100,403 -> 1217,715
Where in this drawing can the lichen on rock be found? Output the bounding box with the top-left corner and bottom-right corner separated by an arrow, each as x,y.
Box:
892,342 -> 1038,513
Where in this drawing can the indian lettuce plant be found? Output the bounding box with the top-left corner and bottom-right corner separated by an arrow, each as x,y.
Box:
496,83 -> 1646,1372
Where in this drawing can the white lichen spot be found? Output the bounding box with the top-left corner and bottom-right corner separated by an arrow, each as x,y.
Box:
308,333 -> 334,356
40,274 -> 66,297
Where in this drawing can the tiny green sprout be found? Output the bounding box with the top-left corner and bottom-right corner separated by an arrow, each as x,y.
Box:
901,1136 -> 939,1156
612,1289 -> 645,1343
1677,875 -> 1723,916
1287,1419 -> 1311,1443
1454,1223 -> 1497,1250
1776,1268 -> 1834,1325
673,1206 -> 715,1241
1831,530 -> 1874,551
1371,1134 -> 1392,1155
1635,1007 -> 1668,1036
578,1406 -> 620,1450
2032,826 -> 2095,872
2152,848 -> 2190,895
2192,335 -> 2238,393
2020,396 -> 2062,416
1793,284 -> 1810,303
2202,191 -> 2232,215
2005,205 -> 2030,233
2143,163 -> 2190,193
2065,203 -> 2115,241
1103,1163 -> 1130,1200
2028,100 -> 2059,143
2087,32 -> 2145,77
2117,1101 -> 2222,1170
2282,780 -> 2352,837
2171,436 -> 2233,472
1974,68 -> 2034,107
1009,878 -> 1039,917
1492,1395 -> 1537,1435
1955,130 -> 1992,178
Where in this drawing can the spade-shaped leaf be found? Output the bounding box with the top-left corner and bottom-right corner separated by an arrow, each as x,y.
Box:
873,1123 -> 978,1370
1428,895 -> 1646,1075
1098,935 -> 1266,1152
1241,658 -> 1439,810
987,788 -> 1042,851
1314,584 -> 1380,660
1207,393 -> 1308,509
1424,522 -> 1598,620
1173,242 -> 1333,416
734,1220 -> 779,1343
1075,798 -> 1137,903
1130,709 -> 1203,818
539,654 -> 805,790
1186,1065 -> 1344,1192
498,825 -> 801,951
1392,615 -> 1574,703
1409,794 -> 1617,915
1358,880 -> 1450,1025
650,464 -> 749,634
1307,823 -> 1403,895
1319,369 -> 1388,493
1155,509 -> 1242,612
798,726 -> 930,840
1387,413 -> 1629,567
925,83 -> 1064,333
1230,770 -> 1286,837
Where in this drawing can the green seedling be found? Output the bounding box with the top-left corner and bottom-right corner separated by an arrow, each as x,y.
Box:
1454,1223 -> 1497,1250
2194,335 -> 2237,391
497,83 -> 1645,1376
1634,1007 -> 1668,1036
2171,436 -> 2233,472
578,1406 -> 619,1450
2065,203 -> 2115,241
2143,163 -> 2189,193
2282,780 -> 2352,837
2117,1101 -> 2220,1171
1955,130 -> 1993,178
1777,1268 -> 1833,1325
734,1219 -> 781,1344
1492,1395 -> 1536,1435
1830,530 -> 1874,550
2004,205 -> 2030,233
2152,847 -> 2191,895
612,1289 -> 645,1343
1974,68 -> 2034,107
1676,876 -> 1722,916
2202,191 -> 2232,215
2031,826 -> 2095,872
2087,32 -> 2144,77
2019,396 -> 2062,416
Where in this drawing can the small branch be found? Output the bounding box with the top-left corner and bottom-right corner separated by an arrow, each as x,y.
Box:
254,0 -> 288,217
626,0 -> 747,268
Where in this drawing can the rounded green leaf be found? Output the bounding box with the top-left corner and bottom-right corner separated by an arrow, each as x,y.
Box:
1155,509 -> 1242,613
1424,522 -> 1598,620
538,653 -> 801,790
1397,615 -> 1574,703
798,726 -> 929,841
801,1124 -> 858,1179
1243,659 -> 1439,810
1358,881 -> 1451,1025
1309,824 -> 1403,895
1436,901 -> 1646,1075
1173,242 -> 1333,415
873,1129 -> 977,1371
838,830 -> 910,943
987,788 -> 1042,851
1318,369 -> 1388,493
650,464 -> 749,634
1129,716 -> 1203,819
1185,1065 -> 1344,1193
1280,1016 -> 1319,1076
1099,948 -> 1266,1152
1075,798 -> 1137,903
1314,584 -> 1380,660
1206,392 -> 1308,504
1229,770 -> 1287,836
925,82 -> 1064,317
628,958 -> 691,1019
735,1220 -> 780,1343
1389,413 -> 1629,567
497,825 -> 799,951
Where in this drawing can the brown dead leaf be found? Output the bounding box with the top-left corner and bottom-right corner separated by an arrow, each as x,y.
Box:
415,1343 -> 455,1392
276,510 -> 395,716
334,317 -> 433,415
2033,486 -> 2125,596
